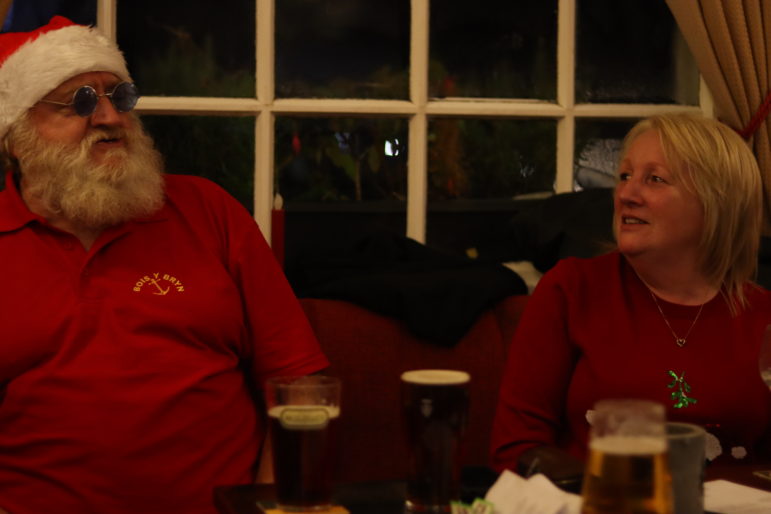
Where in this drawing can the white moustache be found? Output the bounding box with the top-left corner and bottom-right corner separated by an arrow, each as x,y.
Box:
84,129 -> 128,146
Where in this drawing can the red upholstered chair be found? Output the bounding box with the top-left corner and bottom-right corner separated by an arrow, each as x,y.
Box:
299,295 -> 529,484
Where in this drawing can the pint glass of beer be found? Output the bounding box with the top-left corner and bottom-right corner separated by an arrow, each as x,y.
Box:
264,375 -> 341,512
401,369 -> 470,513
581,399 -> 673,514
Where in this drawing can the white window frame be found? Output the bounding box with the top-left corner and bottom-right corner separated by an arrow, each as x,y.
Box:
98,0 -> 712,245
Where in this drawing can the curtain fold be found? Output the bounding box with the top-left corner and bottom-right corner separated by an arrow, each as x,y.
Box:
667,0 -> 771,233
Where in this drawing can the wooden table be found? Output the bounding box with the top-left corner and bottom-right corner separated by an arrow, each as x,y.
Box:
214,462 -> 771,514
214,481 -> 407,514
705,462 -> 771,491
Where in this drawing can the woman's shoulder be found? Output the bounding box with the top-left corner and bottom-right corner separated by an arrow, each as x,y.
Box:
536,251 -> 623,295
744,282 -> 771,311
549,250 -> 622,278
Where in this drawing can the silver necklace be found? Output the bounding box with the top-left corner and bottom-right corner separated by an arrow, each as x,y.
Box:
648,291 -> 705,347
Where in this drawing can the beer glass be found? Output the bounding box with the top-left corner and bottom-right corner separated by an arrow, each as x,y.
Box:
264,375 -> 341,512
757,324 -> 771,388
401,369 -> 470,513
754,325 -> 771,494
581,399 -> 673,514
666,422 -> 705,514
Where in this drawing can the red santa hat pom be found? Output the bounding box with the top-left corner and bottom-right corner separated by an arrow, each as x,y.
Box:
0,16 -> 132,139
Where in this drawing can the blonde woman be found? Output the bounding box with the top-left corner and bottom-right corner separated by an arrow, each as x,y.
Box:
491,113 -> 771,481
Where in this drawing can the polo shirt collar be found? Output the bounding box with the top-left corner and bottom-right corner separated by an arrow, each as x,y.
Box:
0,171 -> 44,232
0,170 -> 171,233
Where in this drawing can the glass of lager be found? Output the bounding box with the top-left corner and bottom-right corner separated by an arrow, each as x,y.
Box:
581,399 -> 673,514
401,369 -> 470,513
264,375 -> 341,512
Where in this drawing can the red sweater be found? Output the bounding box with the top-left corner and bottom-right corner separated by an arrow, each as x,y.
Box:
491,251 -> 771,472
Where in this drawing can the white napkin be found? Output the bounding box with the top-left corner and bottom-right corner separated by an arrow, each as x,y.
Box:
484,470 -> 582,514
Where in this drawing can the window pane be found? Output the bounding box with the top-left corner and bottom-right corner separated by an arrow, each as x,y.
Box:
426,118 -> 556,254
574,119 -> 638,190
429,1 -> 557,99
118,1 -> 255,98
275,117 -> 408,271
276,1 -> 410,99
576,0 -> 698,104
140,115 -> 255,211
2,1 -> 95,31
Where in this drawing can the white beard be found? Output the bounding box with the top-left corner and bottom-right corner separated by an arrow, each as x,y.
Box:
9,113 -> 165,230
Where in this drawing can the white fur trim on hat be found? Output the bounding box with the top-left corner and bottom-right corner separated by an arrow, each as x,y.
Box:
0,23 -> 131,139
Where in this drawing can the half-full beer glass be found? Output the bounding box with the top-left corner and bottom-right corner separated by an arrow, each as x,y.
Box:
581,399 -> 673,514
264,375 -> 341,512
401,369 -> 470,513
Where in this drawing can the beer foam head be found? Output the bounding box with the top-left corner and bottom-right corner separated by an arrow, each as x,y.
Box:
590,398 -> 666,439
590,435 -> 667,455
401,369 -> 470,385
268,405 -> 341,419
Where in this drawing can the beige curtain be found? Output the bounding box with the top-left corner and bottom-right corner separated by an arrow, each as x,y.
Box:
667,0 -> 771,234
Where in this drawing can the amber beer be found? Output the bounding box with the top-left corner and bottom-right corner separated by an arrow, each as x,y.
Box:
401,370 -> 470,513
581,435 -> 673,513
265,376 -> 341,512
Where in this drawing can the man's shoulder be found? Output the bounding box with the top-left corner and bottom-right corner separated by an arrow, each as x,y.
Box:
160,174 -> 254,231
163,174 -> 227,199
162,174 -> 242,212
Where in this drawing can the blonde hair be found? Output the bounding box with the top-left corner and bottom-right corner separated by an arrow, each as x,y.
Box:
620,113 -> 762,313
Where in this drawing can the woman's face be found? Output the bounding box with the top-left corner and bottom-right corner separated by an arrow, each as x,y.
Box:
613,129 -> 704,262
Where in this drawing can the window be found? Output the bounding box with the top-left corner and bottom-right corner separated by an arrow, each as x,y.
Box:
101,0 -> 705,264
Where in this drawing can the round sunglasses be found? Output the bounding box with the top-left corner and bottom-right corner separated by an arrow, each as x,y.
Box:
39,82 -> 140,117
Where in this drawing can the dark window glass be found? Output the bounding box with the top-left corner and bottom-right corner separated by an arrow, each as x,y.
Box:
1,0 -> 95,32
574,119 -> 638,190
576,0 -> 698,104
276,1 -> 410,99
429,0 -> 557,99
276,117 -> 408,204
117,1 -> 255,97
275,116 -> 408,273
426,118 -> 556,254
140,115 -> 255,211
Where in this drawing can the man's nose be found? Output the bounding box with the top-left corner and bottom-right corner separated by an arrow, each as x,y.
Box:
89,96 -> 123,126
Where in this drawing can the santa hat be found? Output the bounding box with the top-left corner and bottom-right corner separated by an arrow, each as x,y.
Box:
0,16 -> 132,139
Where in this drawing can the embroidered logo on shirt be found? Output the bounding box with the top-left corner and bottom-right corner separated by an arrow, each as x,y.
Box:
132,273 -> 185,295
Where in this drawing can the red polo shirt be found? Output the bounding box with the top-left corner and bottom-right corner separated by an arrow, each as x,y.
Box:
0,172 -> 328,514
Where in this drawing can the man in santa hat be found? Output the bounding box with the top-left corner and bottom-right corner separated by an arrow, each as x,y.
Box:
0,16 -> 328,514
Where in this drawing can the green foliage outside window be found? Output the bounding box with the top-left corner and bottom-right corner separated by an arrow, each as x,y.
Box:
275,117 -> 408,204
132,32 -> 256,210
